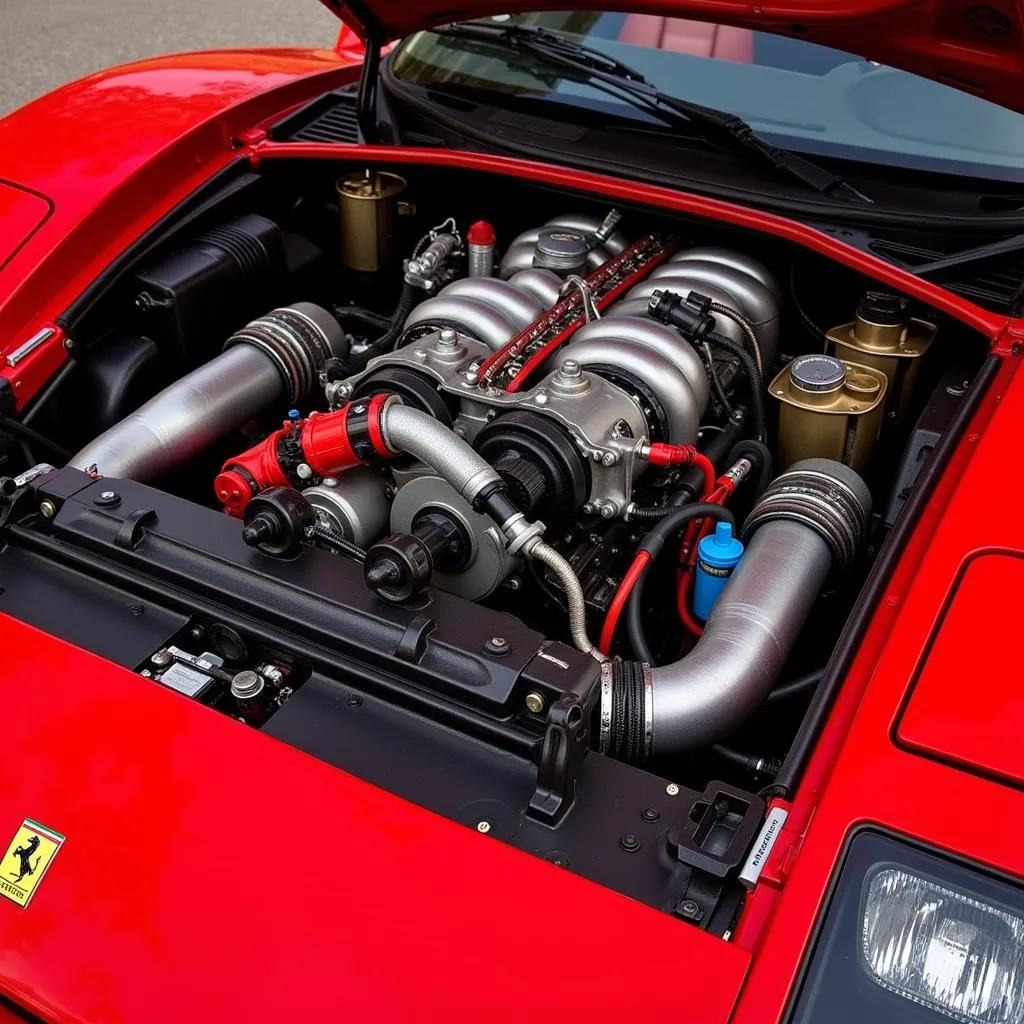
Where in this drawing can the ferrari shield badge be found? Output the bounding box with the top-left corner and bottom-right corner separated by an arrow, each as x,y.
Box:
0,819 -> 64,907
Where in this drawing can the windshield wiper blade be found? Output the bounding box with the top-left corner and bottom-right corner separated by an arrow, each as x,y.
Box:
434,22 -> 873,204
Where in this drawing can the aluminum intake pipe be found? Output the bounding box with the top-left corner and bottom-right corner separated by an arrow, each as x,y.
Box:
71,303 -> 346,481
601,459 -> 871,761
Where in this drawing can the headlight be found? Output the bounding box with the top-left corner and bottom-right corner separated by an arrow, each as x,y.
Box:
789,833 -> 1024,1024
862,869 -> 1024,1023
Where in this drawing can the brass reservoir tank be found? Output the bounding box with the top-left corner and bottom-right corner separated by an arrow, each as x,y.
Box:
770,353 -> 887,473
337,170 -> 408,272
826,291 -> 936,422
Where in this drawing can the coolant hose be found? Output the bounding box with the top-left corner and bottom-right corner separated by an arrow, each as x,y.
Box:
71,304 -> 347,480
601,459 -> 871,761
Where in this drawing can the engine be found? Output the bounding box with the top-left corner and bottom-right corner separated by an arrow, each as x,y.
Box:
2,164 -> 978,928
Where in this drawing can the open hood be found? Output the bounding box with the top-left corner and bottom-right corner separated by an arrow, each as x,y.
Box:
325,0 -> 1024,115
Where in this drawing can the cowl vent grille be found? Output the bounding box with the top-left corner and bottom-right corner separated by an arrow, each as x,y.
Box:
271,90 -> 361,144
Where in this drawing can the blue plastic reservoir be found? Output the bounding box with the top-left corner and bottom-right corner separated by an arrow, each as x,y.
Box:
693,521 -> 745,621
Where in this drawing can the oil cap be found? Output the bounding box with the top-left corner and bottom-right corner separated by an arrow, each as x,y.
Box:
693,521 -> 744,621
790,353 -> 846,394
534,228 -> 589,276
857,290 -> 908,326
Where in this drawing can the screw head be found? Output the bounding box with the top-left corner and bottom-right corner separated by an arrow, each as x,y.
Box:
533,392 -> 549,406
641,807 -> 660,822
437,328 -> 458,348
483,636 -> 510,656
94,490 -> 121,508
39,499 -> 56,518
477,820 -> 491,834
525,691 -> 545,714
558,359 -> 582,378
127,603 -> 145,617
296,463 -> 313,480
598,502 -> 615,520
677,899 -> 703,922
601,452 -> 617,467
666,782 -> 680,796
150,650 -> 173,668
347,695 -> 362,708
619,833 -> 641,852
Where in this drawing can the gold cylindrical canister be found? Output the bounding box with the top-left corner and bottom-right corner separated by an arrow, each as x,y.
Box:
826,292 -> 935,422
770,353 -> 887,473
337,170 -> 407,273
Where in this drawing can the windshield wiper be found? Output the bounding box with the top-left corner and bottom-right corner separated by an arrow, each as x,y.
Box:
433,22 -> 873,204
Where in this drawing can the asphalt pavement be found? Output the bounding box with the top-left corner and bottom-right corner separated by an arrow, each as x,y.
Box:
0,0 -> 339,117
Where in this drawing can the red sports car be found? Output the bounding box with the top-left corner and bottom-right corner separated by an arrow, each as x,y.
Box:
1,1 -> 1023,1020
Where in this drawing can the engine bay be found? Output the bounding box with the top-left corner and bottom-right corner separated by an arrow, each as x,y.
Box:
0,158 -> 990,932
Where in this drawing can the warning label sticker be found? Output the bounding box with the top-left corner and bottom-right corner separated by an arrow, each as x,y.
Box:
0,818 -> 64,908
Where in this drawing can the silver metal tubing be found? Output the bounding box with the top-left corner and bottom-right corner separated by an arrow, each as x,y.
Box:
403,294 -> 522,352
528,540 -> 602,659
507,268 -> 563,307
646,459 -> 871,755
379,403 -> 503,506
438,278 -> 545,330
669,248 -> 781,305
566,316 -> 709,413
71,303 -> 346,480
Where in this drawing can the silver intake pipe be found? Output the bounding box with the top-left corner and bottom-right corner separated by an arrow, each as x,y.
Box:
379,402 -> 504,507
70,303 -> 346,481
499,214 -> 629,278
601,459 -> 871,760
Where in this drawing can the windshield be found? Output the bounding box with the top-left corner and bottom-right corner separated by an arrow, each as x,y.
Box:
391,12 -> 1024,184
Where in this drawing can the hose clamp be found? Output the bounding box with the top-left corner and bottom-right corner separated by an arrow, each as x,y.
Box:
599,660 -> 614,755
642,662 -> 654,761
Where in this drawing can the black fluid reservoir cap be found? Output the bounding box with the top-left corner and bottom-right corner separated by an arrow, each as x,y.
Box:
790,353 -> 846,394
857,290 -> 908,326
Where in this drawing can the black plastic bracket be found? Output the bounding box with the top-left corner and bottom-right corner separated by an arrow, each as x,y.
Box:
665,781 -> 765,878
527,693 -> 588,826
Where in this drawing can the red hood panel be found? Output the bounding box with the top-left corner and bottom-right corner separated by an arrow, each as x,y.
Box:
897,551 -> 1024,785
328,0 -> 1024,115
0,613 -> 748,1023
0,183 -> 50,274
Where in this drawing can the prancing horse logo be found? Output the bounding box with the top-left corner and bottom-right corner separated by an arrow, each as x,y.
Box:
9,835 -> 40,883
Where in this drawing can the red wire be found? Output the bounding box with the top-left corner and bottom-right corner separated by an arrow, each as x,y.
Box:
599,550 -> 652,655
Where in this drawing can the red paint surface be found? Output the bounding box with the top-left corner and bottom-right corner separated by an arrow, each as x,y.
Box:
0,182 -> 51,273
0,38 -> 1022,1023
0,50 -> 360,394
897,551 -> 1024,787
324,0 -> 1024,115
732,346 -> 1024,1017
0,615 -> 749,1023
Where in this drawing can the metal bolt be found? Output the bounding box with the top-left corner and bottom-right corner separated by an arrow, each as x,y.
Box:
525,691 -> 545,714
323,477 -> 339,489
677,899 -> 703,922
601,452 -> 617,467
39,499 -> 56,518
477,820 -> 491,834
619,833 -> 641,852
558,359 -> 582,378
505,575 -> 521,592
666,783 -> 680,796
94,489 -> 121,508
490,636 -> 507,648
347,695 -> 362,708
533,392 -> 549,405
127,603 -> 145,617
296,463 -> 313,480
150,650 -> 173,668
582,503 -> 595,515
412,349 -> 427,360
336,382 -> 352,398
598,502 -> 615,520
139,669 -> 152,678
641,807 -> 660,822
191,626 -> 205,641
437,328 -> 458,348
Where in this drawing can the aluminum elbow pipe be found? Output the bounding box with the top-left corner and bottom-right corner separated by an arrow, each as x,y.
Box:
601,459 -> 872,761
70,303 -> 347,481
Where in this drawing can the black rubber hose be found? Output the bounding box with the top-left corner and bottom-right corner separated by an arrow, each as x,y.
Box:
349,282 -> 419,372
305,522 -> 366,562
765,667 -> 823,704
625,503 -> 736,664
628,504 -> 674,524
726,438 -> 773,498
0,417 -> 72,461
705,330 -> 767,442
333,304 -> 391,333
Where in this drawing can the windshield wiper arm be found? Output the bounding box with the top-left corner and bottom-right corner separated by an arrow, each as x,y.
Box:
434,22 -> 873,204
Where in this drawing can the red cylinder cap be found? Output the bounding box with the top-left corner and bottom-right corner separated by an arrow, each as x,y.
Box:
467,220 -> 496,246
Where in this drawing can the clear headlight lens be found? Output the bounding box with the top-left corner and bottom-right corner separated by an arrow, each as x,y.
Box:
862,868 -> 1024,1023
